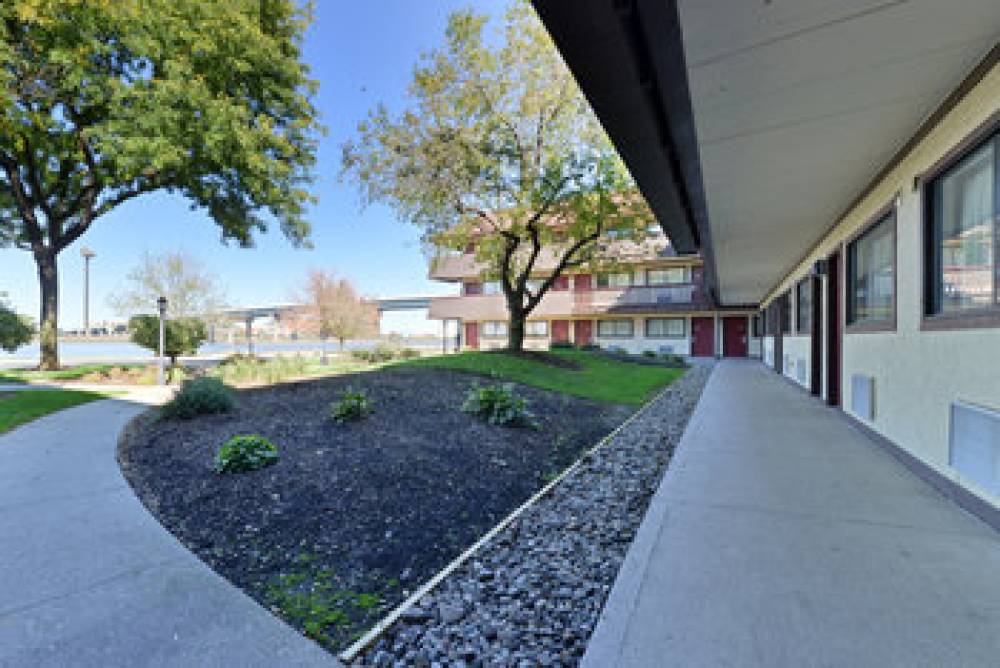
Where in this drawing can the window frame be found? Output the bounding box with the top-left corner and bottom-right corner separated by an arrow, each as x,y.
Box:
795,277 -> 813,335
596,318 -> 635,338
596,271 -> 632,289
920,116 -> 1000,331
524,320 -> 549,338
845,203 -> 898,333
644,317 -> 685,339
481,320 -> 508,337
646,266 -> 689,286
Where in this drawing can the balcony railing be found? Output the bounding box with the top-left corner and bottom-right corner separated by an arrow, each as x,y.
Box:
429,283 -> 711,320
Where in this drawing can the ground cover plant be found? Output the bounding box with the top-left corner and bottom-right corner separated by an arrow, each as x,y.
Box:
401,348 -> 683,405
330,387 -> 373,423
215,435 -> 279,474
0,389 -> 104,434
119,365 -> 638,652
462,382 -> 538,428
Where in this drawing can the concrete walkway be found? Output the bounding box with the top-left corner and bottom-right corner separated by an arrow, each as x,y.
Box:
584,360 -> 1000,667
0,396 -> 337,667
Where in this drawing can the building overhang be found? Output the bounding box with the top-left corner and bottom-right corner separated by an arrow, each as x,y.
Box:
534,0 -> 1000,306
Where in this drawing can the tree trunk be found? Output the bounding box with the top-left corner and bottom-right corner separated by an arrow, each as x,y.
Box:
507,306 -> 526,352
35,250 -> 59,370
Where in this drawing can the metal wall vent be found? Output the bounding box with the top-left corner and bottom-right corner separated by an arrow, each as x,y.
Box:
950,401 -> 1000,496
851,374 -> 875,420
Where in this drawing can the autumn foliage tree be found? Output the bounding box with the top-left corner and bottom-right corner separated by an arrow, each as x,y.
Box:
0,0 -> 321,369
341,2 -> 654,351
297,270 -> 377,354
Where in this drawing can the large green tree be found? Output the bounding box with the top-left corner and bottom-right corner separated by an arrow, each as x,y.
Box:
341,2 -> 654,351
0,0 -> 321,369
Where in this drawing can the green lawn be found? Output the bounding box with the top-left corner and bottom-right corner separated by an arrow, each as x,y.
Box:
0,390 -> 106,434
399,348 -> 684,405
0,363 -> 145,384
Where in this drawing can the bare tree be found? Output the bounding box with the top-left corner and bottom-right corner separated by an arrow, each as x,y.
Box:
108,251 -> 227,320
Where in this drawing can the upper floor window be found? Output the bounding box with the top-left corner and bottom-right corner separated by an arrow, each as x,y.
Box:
925,132 -> 997,316
597,319 -> 634,338
482,321 -> 507,337
525,320 -> 548,337
645,317 -> 685,339
596,272 -> 632,288
847,210 -> 895,327
483,280 -> 502,295
796,278 -> 812,334
647,267 -> 688,285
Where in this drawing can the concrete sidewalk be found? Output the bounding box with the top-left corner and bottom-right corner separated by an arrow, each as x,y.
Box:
584,360 -> 1000,667
0,397 -> 337,667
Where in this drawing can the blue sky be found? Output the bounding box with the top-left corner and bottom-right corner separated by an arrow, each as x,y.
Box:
0,0 -> 507,328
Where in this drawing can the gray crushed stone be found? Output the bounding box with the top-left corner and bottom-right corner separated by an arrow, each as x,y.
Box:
356,363 -> 713,667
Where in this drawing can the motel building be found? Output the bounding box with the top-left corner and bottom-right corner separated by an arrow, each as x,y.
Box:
498,2 -> 998,664
427,231 -> 759,358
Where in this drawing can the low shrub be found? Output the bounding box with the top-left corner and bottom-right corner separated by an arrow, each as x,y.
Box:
661,353 -> 689,367
462,382 -> 539,428
579,343 -> 601,352
215,434 -> 279,473
549,340 -> 574,350
210,354 -> 309,385
397,347 -> 421,360
642,349 -> 657,358
350,344 -> 396,364
331,387 -> 373,423
161,376 -> 235,419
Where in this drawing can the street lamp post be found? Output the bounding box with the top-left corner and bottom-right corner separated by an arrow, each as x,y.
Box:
80,246 -> 96,337
157,296 -> 168,386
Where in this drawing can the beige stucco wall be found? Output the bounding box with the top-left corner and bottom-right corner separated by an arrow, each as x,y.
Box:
759,60 -> 1000,507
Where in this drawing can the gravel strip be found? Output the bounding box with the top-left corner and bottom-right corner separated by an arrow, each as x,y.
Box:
357,362 -> 714,667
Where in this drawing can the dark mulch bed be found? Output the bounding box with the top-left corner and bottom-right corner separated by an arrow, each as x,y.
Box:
119,366 -> 631,652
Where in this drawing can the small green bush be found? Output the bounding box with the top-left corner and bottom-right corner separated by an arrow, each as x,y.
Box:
397,347 -> 420,359
215,434 -> 279,473
331,387 -> 373,423
462,382 -> 539,428
579,343 -> 601,352
351,344 -> 396,364
161,376 -> 235,419
549,340 -> 574,350
210,354 -> 308,384
661,353 -> 689,367
642,349 -> 657,358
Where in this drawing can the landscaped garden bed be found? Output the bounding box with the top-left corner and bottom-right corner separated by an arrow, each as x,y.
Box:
119,357 -> 643,652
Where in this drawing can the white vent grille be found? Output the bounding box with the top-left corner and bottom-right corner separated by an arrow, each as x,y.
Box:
851,374 -> 875,420
950,401 -> 1000,496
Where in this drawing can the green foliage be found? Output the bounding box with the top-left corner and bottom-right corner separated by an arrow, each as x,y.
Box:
350,344 -> 396,364
661,353 -> 689,368
397,347 -> 420,359
549,340 -> 574,350
109,252 -> 227,320
129,315 -> 207,364
341,1 -> 655,351
161,376 -> 235,419
330,387 -> 373,423
462,382 -> 539,428
210,354 -> 309,385
0,0 -> 322,369
642,349 -> 657,358
214,434 -> 279,474
0,297 -> 33,353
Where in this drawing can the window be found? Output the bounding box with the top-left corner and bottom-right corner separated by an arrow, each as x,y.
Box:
483,281 -> 502,295
753,313 -> 763,337
597,319 -> 634,338
847,211 -> 895,327
525,279 -> 544,294
647,267 -> 688,285
645,317 -> 685,339
525,320 -> 548,337
926,133 -> 998,316
796,278 -> 812,334
596,272 -> 632,288
481,321 -> 507,337
780,292 -> 791,334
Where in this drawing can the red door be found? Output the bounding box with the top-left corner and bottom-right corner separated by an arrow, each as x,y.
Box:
722,316 -> 747,357
464,322 -> 479,350
573,320 -> 592,346
691,317 -> 715,357
552,320 -> 570,343
574,274 -> 592,291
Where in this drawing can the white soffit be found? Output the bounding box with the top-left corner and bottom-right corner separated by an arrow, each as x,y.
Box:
677,0 -> 1000,305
